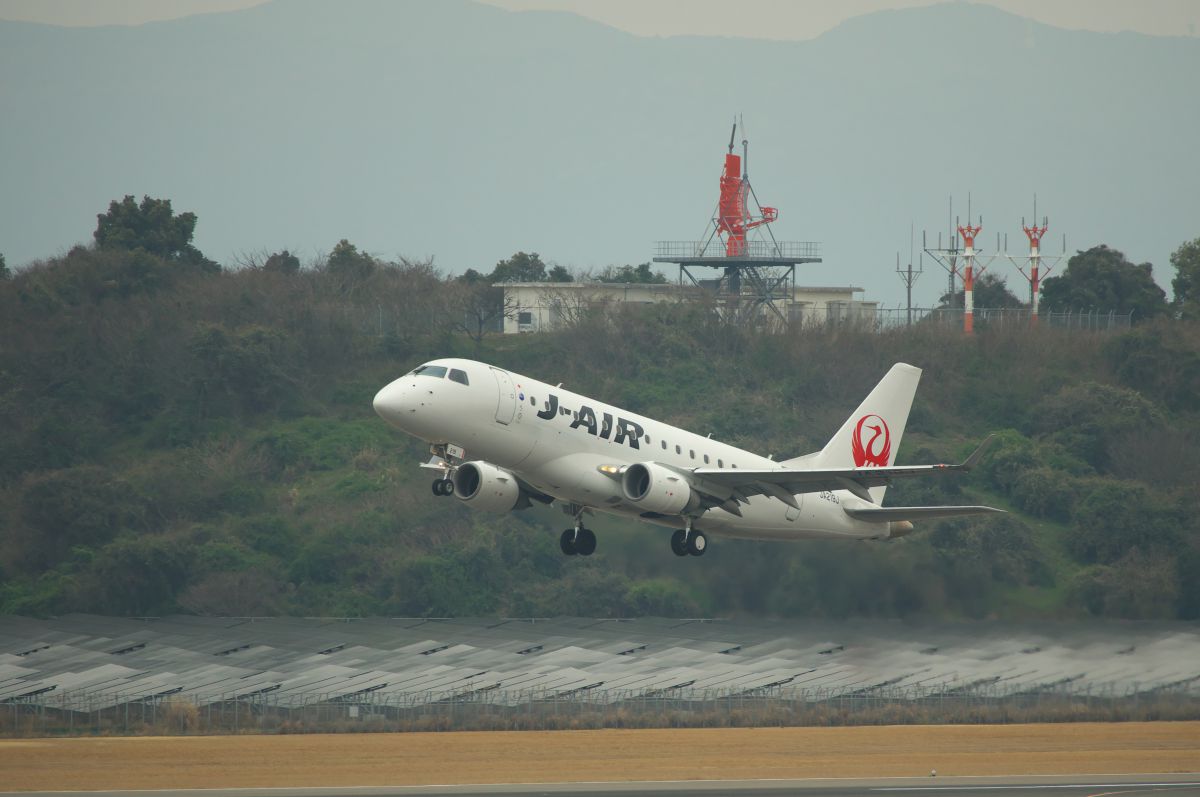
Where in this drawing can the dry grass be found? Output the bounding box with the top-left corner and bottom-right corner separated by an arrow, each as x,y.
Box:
1,722 -> 1198,791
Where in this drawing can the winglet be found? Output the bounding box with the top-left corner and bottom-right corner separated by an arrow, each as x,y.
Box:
960,434 -> 998,471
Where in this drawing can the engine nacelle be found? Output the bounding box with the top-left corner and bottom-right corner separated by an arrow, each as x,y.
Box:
621,462 -> 700,515
888,520 -> 915,539
452,461 -> 522,512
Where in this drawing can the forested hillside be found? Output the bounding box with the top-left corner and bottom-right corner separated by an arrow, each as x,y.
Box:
2,217 -> 1199,620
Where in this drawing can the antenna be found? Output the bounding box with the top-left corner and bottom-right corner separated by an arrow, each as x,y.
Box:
956,199 -> 987,335
653,120 -> 822,328
896,223 -> 923,326
924,195 -> 961,313
1001,194 -> 1066,326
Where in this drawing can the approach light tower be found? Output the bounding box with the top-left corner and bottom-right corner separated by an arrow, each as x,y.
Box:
1001,197 -> 1066,326
957,218 -> 983,334
654,120 -> 822,326
923,195 -> 992,334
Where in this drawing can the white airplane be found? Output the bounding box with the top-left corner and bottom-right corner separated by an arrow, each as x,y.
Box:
372,358 -> 1002,557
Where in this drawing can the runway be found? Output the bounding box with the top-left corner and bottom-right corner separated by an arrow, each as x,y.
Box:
5,774 -> 1200,797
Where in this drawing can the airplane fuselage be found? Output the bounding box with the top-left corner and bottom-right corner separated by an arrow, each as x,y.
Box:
373,357 -> 890,543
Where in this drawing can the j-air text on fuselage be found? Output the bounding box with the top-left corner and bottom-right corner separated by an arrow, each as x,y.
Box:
372,358 -> 1003,558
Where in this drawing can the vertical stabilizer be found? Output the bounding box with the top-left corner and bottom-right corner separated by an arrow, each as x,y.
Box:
793,363 -> 922,504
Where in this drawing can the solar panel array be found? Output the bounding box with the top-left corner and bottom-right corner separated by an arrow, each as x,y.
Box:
1,614 -> 1198,710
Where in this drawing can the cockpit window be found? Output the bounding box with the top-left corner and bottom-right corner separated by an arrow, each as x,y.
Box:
448,368 -> 469,385
412,365 -> 448,379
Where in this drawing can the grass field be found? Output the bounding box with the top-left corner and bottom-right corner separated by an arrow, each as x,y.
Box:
1,722 -> 1198,791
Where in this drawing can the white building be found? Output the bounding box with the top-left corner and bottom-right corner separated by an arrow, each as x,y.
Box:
498,281 -> 877,333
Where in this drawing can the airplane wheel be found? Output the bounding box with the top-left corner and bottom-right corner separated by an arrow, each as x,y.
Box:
559,529 -> 578,556
576,528 -> 597,556
687,532 -> 708,557
431,479 -> 446,496
670,529 -> 688,557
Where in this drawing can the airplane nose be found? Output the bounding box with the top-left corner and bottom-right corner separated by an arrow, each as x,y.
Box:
372,380 -> 411,424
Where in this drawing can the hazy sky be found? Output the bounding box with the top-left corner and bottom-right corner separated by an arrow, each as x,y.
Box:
1,0 -> 1197,37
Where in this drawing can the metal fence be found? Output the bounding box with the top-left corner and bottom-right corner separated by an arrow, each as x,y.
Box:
5,684 -> 1197,736
872,307 -> 1134,332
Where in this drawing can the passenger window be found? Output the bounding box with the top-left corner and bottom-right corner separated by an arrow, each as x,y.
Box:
661,440 -> 667,450
675,444 -> 681,454
644,435 -> 651,444
689,450 -> 695,459
414,365 -> 448,379
530,396 -> 536,406
448,368 -> 469,385
732,463 -> 738,468
560,407 -> 569,416
704,454 -> 710,464
718,459 -> 724,468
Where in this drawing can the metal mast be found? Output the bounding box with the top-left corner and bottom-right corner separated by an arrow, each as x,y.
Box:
896,224 -> 923,326
1001,196 -> 1066,326
654,120 -> 821,326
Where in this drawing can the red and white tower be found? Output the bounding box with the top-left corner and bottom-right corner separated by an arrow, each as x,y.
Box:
1022,218 -> 1048,324
957,219 -> 983,334
1004,198 -> 1065,326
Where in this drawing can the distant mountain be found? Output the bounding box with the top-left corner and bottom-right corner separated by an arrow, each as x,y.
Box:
2,0 -> 1198,304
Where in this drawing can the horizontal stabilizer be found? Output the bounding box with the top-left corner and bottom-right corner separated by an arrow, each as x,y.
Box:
844,505 -> 1006,523
690,435 -> 999,506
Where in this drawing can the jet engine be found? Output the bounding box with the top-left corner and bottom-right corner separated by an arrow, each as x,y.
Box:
621,462 -> 701,515
452,461 -> 522,512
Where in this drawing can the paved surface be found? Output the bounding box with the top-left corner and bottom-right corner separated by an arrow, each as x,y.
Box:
5,774 -> 1200,797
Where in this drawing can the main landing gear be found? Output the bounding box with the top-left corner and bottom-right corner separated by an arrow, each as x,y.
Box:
560,526 -> 596,557
431,478 -> 453,496
670,522 -> 707,557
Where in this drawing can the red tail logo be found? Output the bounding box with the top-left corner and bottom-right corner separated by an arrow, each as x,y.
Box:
852,414 -> 890,467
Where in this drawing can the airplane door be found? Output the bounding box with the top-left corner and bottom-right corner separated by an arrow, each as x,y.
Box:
491,367 -> 517,425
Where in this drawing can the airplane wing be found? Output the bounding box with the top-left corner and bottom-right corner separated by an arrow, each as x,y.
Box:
686,435 -> 997,506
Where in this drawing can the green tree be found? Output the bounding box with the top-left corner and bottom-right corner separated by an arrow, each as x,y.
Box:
491,251 -> 547,282
1067,481 -> 1182,564
1040,244 -> 1167,319
263,249 -> 300,275
1036,382 -> 1163,471
94,195 -> 217,271
0,251 -> 9,280
325,239 -> 376,281
17,466 -> 146,568
939,272 -> 1022,308
1104,323 -> 1200,411
547,264 -> 573,282
1170,237 -> 1200,320
599,262 -> 668,284
446,274 -> 514,348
